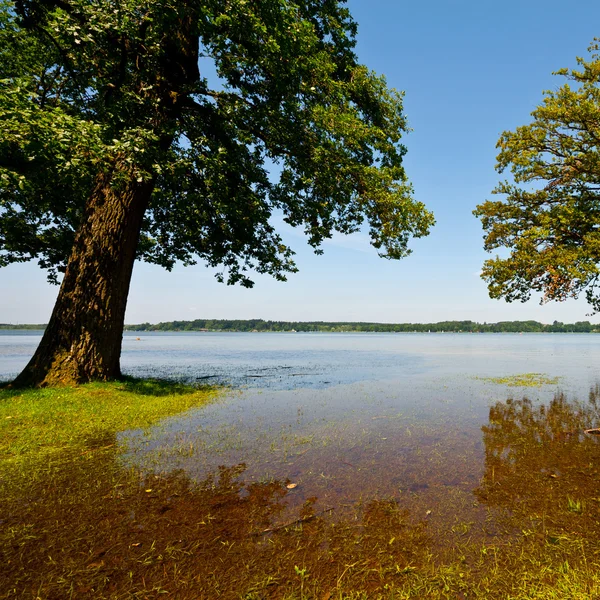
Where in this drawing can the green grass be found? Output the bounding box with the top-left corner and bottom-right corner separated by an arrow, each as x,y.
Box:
0,378 -> 220,463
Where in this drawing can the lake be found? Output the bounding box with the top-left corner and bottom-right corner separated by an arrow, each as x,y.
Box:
3,330 -> 599,390
3,331 -> 600,554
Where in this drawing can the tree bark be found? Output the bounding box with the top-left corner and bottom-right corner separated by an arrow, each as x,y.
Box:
12,163 -> 153,387
9,9 -> 199,388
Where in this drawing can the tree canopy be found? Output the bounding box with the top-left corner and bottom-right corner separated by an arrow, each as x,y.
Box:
475,41 -> 600,312
1,0 -> 432,286
0,0 -> 433,385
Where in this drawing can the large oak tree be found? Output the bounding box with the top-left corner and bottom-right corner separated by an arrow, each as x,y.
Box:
0,0 -> 433,386
475,41 -> 600,313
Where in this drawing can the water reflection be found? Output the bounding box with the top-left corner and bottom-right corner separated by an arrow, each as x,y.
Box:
475,387 -> 600,538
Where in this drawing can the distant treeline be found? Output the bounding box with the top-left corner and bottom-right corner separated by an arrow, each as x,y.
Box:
124,319 -> 600,333
0,324 -> 46,330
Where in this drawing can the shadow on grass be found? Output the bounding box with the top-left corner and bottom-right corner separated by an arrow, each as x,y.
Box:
117,376 -> 213,397
0,376 -> 214,397
0,383 -> 25,397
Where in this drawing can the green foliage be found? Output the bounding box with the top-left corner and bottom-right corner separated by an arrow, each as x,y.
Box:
123,318 -> 600,333
0,0 -> 433,287
4,318 -> 597,332
475,40 -> 600,311
0,323 -> 46,329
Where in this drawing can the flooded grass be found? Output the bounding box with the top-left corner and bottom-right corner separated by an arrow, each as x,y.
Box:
0,378 -> 221,464
3,380 -> 600,597
475,373 -> 561,387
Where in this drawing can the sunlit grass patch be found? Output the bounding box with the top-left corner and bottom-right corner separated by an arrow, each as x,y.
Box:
475,373 -> 560,387
0,378 -> 220,462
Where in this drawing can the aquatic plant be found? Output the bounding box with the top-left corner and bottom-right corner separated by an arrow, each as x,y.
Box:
476,373 -> 560,387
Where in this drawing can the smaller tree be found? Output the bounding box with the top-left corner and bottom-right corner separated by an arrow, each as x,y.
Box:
475,41 -> 600,312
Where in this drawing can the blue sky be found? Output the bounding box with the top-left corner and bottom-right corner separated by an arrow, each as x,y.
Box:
3,0 -> 600,324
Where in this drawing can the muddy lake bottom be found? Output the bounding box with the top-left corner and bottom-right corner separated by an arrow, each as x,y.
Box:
4,332 -> 600,598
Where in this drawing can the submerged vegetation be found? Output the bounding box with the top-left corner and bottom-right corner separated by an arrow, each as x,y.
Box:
476,373 -> 561,387
3,380 -> 600,597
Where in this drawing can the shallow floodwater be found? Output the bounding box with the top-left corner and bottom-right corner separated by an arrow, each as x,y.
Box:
4,331 -> 600,550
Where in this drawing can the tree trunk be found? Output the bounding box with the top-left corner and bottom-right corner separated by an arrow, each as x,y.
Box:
12,163 -> 153,387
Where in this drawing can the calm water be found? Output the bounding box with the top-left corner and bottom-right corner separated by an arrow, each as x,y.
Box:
4,331 -> 600,541
2,330 -> 599,390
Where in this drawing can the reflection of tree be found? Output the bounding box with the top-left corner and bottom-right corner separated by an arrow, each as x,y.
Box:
2,447 -> 433,598
475,387 -> 600,534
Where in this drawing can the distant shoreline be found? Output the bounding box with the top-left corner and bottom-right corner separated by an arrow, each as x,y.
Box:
3,319 -> 599,334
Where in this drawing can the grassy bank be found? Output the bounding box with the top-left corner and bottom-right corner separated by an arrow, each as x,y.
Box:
0,379 -> 220,464
2,381 -> 600,598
